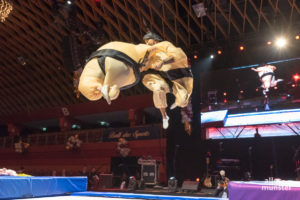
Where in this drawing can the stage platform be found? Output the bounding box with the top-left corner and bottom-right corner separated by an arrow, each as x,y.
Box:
229,180 -> 300,200
71,191 -> 224,200
0,176 -> 87,199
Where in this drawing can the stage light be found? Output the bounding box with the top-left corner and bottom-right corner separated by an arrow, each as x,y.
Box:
240,90 -> 244,94
217,50 -> 222,55
296,35 -> 300,40
210,55 -> 214,59
128,176 -> 137,191
293,74 -> 300,81
275,37 -> 287,48
239,45 -> 245,51
292,84 -> 296,88
42,127 -> 47,132
224,99 -> 227,103
168,177 -> 178,192
196,178 -> 200,182
193,54 -> 198,59
256,88 -> 259,92
267,41 -> 272,45
223,92 -> 227,96
67,0 -> 72,4
274,86 -> 278,90
237,100 -> 240,103
99,121 -> 109,127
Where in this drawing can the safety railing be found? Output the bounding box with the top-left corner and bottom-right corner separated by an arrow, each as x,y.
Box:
0,128 -> 103,149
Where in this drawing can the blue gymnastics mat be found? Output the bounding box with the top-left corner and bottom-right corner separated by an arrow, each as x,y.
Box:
71,192 -> 224,200
0,176 -> 87,199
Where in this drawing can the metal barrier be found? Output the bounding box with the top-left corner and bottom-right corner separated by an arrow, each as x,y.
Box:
0,124 -> 164,149
0,129 -> 103,148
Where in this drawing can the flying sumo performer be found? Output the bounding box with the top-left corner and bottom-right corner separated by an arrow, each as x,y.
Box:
78,32 -> 193,129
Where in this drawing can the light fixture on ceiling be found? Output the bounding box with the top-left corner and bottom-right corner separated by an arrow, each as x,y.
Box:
275,37 -> 287,48
0,0 -> 13,23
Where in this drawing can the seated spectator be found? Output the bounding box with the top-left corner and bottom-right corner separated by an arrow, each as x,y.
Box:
52,170 -> 57,176
66,134 -> 82,151
79,166 -> 89,177
61,168 -> 67,176
14,139 -> 30,154
88,167 -> 99,189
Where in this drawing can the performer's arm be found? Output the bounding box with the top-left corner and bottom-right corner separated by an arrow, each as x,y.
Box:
270,65 -> 276,71
162,56 -> 175,64
251,68 -> 259,72
152,56 -> 174,70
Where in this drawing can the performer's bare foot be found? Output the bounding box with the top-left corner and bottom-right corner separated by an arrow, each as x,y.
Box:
101,85 -> 111,105
162,115 -> 169,129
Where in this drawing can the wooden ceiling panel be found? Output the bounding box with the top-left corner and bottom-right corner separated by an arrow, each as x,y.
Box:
0,0 -> 298,117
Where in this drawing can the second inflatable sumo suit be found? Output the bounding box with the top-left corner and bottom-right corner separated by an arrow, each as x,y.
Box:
78,41 -> 153,104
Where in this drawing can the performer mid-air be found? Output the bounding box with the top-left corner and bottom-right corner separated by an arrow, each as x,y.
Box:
78,33 -> 193,129
251,63 -> 283,110
78,41 -> 154,104
251,64 -> 283,95
142,31 -> 193,129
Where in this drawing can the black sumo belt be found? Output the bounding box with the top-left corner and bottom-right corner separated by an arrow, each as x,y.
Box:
260,72 -> 274,80
86,49 -> 193,90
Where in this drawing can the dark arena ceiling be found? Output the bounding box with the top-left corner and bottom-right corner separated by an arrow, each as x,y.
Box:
0,0 -> 300,116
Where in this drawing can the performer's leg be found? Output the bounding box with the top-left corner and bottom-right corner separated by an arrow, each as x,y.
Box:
108,84 -> 120,101
142,74 -> 170,129
271,76 -> 283,87
102,57 -> 136,104
160,108 -> 167,118
100,85 -> 111,104
153,91 -> 169,129
261,76 -> 271,95
78,59 -> 105,101
172,77 -> 193,108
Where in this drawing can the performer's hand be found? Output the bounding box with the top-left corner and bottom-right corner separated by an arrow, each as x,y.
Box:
148,46 -> 157,53
153,60 -> 164,70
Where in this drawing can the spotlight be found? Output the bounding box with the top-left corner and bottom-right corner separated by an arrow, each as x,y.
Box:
239,45 -> 245,51
128,176 -> 137,191
293,74 -> 300,82
267,41 -> 272,45
67,0 -> 72,5
296,35 -> 300,40
193,54 -> 198,59
217,50 -> 222,55
210,55 -> 214,59
168,177 -> 178,192
275,37 -> 287,48
17,56 -> 28,66
223,92 -> 227,96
